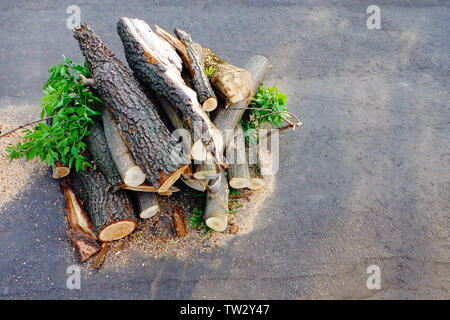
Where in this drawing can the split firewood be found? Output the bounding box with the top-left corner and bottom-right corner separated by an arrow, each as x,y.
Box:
117,17 -> 225,167
135,192 -> 159,219
180,166 -> 207,191
61,178 -> 97,240
52,162 -> 70,179
226,127 -> 251,189
203,47 -> 252,106
101,108 -> 146,187
71,164 -> 137,242
204,169 -> 229,232
120,183 -> 181,194
92,242 -> 109,269
66,229 -> 101,262
172,206 -> 187,237
85,121 -> 123,190
74,23 -> 189,193
193,55 -> 271,179
173,28 -> 217,111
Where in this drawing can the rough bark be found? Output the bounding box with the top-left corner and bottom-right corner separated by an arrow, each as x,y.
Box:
203,47 -> 253,105
204,169 -> 229,231
172,206 -> 188,237
66,229 -> 100,262
71,165 -> 137,242
85,121 -> 123,190
101,108 -> 146,187
73,22 -> 188,192
116,17 -> 225,167
226,127 -> 251,189
174,28 -> 217,111
135,192 -> 159,219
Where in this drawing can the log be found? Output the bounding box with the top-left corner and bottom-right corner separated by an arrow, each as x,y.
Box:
120,183 -> 180,193
213,55 -> 271,145
180,176 -> 207,192
101,108 -> 146,187
172,206 -> 188,237
136,192 -> 160,219
61,178 -> 97,240
226,127 -> 251,189
71,166 -> 137,242
203,47 -> 252,105
66,229 -> 101,262
193,55 -> 270,178
52,162 -> 70,179
85,121 -> 123,190
193,158 -> 219,180
173,28 -> 217,111
74,23 -> 188,192
117,17 -> 225,167
204,169 -> 229,231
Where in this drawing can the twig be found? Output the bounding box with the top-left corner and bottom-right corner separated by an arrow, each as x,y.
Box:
0,116 -> 54,139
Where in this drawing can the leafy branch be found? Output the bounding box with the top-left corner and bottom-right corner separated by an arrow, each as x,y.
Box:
5,56 -> 102,171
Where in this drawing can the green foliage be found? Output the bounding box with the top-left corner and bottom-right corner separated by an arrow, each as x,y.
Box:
6,56 -> 102,171
205,66 -> 215,78
240,84 -> 289,144
187,206 -> 213,237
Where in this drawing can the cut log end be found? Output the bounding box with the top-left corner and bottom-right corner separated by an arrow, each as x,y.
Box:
139,205 -> 159,219
229,177 -> 251,189
249,178 -> 266,190
181,177 -> 207,191
193,169 -> 219,180
205,217 -> 227,232
203,97 -> 218,112
158,164 -> 189,193
52,163 -> 70,179
123,166 -> 146,187
97,220 -> 136,242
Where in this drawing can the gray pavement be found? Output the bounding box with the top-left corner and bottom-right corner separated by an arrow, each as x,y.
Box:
0,0 -> 449,299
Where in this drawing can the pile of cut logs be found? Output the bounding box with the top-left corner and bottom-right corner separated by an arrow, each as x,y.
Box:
59,18 -> 276,263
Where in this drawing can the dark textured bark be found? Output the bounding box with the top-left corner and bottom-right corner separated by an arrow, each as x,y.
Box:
92,242 -> 109,269
71,166 -> 137,242
73,23 -> 188,192
174,28 -> 217,111
86,121 -> 123,189
116,18 -> 225,167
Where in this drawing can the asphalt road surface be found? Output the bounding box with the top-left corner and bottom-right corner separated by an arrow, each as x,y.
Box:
0,0 -> 448,299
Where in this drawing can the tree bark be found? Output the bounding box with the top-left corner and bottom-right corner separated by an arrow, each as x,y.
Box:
135,192 -> 160,219
226,127 -> 251,189
116,17 -> 225,167
71,166 -> 137,242
66,229 -> 100,262
174,28 -> 217,111
92,242 -> 109,269
203,47 -> 253,106
85,121 -> 123,190
204,169 -> 229,231
101,108 -> 146,187
74,22 -> 188,192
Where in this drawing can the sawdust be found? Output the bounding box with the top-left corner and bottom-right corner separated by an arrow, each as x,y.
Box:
98,176 -> 274,271
0,105 -> 47,210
